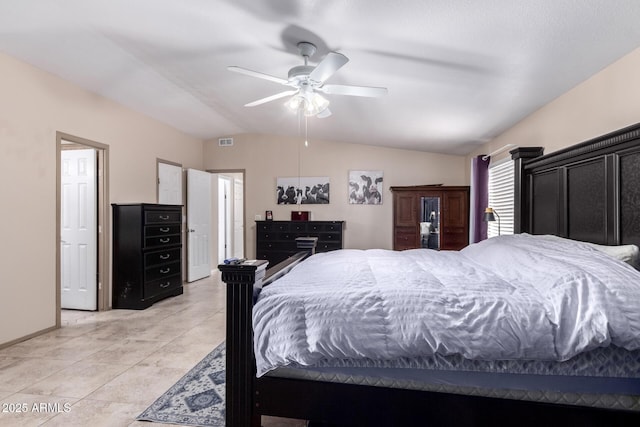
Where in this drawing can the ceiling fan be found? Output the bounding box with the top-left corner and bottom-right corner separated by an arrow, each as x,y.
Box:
228,42 -> 388,118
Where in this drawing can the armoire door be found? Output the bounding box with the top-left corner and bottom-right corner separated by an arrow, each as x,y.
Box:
394,193 -> 418,226
393,192 -> 419,249
441,190 -> 469,250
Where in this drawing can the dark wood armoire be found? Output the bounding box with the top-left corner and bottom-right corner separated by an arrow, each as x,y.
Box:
390,185 -> 470,251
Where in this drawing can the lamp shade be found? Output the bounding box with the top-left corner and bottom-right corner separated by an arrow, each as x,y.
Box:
483,207 -> 496,222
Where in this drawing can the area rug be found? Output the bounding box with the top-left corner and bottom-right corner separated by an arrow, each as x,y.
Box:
137,342 -> 226,426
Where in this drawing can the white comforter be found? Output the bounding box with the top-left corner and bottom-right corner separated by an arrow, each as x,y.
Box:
253,234 -> 640,376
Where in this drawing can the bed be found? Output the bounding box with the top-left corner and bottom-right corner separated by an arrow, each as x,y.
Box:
219,122 -> 640,426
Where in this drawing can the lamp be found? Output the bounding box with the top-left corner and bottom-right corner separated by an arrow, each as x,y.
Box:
483,207 -> 500,236
286,89 -> 330,117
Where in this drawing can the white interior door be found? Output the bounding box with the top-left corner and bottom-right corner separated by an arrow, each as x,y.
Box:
187,168 -> 212,282
61,148 -> 97,310
233,177 -> 244,258
158,162 -> 182,205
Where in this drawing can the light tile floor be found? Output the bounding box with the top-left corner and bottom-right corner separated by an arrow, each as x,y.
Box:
0,273 -> 305,427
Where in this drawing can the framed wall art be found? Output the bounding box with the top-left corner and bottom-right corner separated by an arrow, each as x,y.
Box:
276,177 -> 330,205
349,170 -> 383,205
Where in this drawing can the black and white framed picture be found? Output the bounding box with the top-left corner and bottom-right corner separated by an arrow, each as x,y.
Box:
349,170 -> 383,205
276,177 -> 330,204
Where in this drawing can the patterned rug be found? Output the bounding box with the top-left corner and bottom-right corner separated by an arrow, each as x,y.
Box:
137,342 -> 226,426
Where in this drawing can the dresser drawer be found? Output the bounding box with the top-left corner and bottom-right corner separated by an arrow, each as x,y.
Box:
145,248 -> 181,267
145,261 -> 181,282
257,231 -> 294,241
319,232 -> 341,242
322,223 -> 342,232
257,222 -> 290,232
144,275 -> 182,297
145,210 -> 181,224
316,241 -> 342,252
290,222 -> 308,232
145,224 -> 181,237
145,234 -> 181,248
257,241 -> 294,251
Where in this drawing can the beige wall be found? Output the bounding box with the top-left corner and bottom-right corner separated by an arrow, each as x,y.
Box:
468,48 -> 640,167
203,133 -> 468,258
0,52 -> 204,346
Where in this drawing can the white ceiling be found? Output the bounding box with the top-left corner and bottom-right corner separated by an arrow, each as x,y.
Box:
1,1 -> 640,155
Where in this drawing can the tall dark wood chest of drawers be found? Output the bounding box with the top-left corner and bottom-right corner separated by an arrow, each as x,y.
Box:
256,220 -> 344,267
112,203 -> 183,309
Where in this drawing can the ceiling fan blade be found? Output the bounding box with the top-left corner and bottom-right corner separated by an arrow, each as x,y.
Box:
245,90 -> 298,107
316,108 -> 332,119
309,52 -> 349,83
228,66 -> 288,85
321,84 -> 388,97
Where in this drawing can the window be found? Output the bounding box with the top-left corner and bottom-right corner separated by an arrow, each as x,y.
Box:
487,159 -> 514,238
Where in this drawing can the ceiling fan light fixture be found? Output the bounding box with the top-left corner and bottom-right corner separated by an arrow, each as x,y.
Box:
286,92 -> 330,117
286,94 -> 304,111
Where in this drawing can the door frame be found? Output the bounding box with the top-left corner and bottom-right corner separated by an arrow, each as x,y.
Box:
56,132 -> 109,324
207,169 -> 246,263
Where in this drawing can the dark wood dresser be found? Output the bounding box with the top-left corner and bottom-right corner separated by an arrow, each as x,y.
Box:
256,220 -> 344,267
112,203 -> 183,309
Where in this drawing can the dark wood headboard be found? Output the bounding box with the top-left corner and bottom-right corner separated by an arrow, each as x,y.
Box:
511,122 -> 640,248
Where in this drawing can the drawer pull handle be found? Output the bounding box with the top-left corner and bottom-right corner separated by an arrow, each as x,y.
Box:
159,238 -> 170,243
160,227 -> 170,233
160,268 -> 171,274
160,254 -> 171,260
159,215 -> 169,220
160,281 -> 171,288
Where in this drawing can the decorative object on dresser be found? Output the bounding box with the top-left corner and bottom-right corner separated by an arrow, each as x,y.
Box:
391,185 -> 470,251
256,220 -> 344,267
290,210 -> 309,221
112,203 -> 183,309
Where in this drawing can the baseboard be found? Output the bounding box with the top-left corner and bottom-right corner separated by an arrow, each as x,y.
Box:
0,325 -> 60,350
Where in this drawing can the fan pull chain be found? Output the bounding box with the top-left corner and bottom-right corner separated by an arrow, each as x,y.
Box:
305,115 -> 309,147
297,109 -> 302,194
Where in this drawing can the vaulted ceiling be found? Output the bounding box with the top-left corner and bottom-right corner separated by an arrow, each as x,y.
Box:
2,1 -> 640,155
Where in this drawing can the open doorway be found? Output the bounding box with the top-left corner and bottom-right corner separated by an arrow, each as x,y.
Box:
56,132 -> 109,325
208,170 -> 245,264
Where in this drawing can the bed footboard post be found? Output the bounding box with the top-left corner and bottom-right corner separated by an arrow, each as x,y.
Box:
218,260 -> 267,427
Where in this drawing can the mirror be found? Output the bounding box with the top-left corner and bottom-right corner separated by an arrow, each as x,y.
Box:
420,197 -> 440,250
